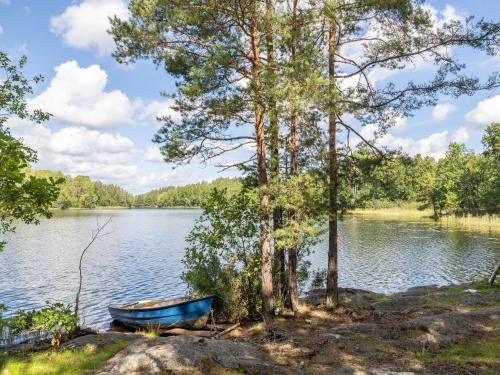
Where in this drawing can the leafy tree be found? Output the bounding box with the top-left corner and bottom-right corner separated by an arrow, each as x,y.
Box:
183,188 -> 261,321
317,1 -> 500,304
479,123 -> 500,212
0,52 -> 62,251
110,0 -> 500,315
29,170 -> 134,209
111,0 -> 279,315
135,178 -> 242,207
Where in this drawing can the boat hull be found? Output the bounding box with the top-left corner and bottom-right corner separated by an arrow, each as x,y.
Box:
108,296 -> 215,329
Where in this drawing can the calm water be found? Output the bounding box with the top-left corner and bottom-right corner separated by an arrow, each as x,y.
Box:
1,209 -> 498,329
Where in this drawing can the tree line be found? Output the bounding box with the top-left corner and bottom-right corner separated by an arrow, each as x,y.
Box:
110,0 -> 500,317
135,178 -> 241,207
28,171 -> 134,209
338,123 -> 500,218
28,122 -> 500,214
28,171 -> 242,209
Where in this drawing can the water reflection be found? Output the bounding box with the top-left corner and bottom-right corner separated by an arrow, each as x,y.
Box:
1,210 -> 498,329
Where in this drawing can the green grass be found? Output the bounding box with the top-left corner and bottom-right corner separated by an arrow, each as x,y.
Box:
349,207 -> 434,220
418,335 -> 500,367
349,208 -> 500,233
0,339 -> 131,375
439,280 -> 499,295
137,330 -> 160,338
472,280 -> 500,295
366,292 -> 392,303
438,214 -> 500,233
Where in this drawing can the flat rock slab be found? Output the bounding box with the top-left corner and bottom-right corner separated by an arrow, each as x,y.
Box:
95,335 -> 277,374
329,369 -> 417,375
63,332 -> 136,351
371,296 -> 422,313
331,323 -> 381,335
402,306 -> 499,346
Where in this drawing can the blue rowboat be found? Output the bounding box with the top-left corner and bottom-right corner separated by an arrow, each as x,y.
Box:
108,295 -> 215,329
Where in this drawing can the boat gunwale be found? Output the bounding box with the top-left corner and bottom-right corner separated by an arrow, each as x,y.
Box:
108,295 -> 216,313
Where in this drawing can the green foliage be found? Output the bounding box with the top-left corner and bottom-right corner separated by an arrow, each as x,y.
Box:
273,173 -> 326,251
337,125 -> 499,218
0,339 -> 132,375
311,269 -> 327,289
0,52 -> 62,251
418,336 -> 500,367
0,302 -> 78,337
182,187 -> 261,321
135,178 -> 242,207
28,171 -> 134,209
0,52 -> 50,128
479,123 -> 500,212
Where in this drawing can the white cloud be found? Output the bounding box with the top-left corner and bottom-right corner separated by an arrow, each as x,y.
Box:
379,131 -> 450,159
355,122 -> 470,159
47,127 -> 135,160
465,95 -> 500,127
8,117 -> 138,181
144,145 -> 164,162
50,0 -> 128,56
422,4 -> 466,29
393,116 -> 407,131
0,24 -> 3,34
358,115 -> 406,139
30,61 -> 133,129
451,127 -> 469,144
6,117 -> 221,193
432,103 -> 457,122
139,99 -> 180,124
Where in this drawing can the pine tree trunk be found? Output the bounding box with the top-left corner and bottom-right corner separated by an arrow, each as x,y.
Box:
266,0 -> 285,305
326,20 -> 339,306
251,16 -> 274,318
287,0 -> 299,313
288,109 -> 299,311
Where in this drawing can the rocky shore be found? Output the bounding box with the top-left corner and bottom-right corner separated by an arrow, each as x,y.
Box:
3,281 -> 499,374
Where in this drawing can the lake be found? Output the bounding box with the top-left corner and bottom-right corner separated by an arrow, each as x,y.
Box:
1,209 -> 499,330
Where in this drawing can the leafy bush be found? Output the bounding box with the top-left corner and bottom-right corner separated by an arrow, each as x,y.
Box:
311,268 -> 327,289
0,302 -> 78,337
182,188 -> 261,321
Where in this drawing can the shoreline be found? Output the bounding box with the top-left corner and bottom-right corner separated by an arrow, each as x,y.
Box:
347,208 -> 500,234
2,280 -> 498,374
50,206 -> 202,211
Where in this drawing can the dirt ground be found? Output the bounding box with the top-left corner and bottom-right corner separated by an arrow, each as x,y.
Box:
222,283 -> 500,374
9,282 -> 496,374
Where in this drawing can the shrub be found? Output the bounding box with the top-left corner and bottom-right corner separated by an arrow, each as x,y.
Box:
0,302 -> 78,338
182,188 -> 261,321
311,268 -> 327,289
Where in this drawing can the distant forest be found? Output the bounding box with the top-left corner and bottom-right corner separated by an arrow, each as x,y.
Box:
28,171 -> 242,209
30,124 -> 499,214
134,178 -> 242,207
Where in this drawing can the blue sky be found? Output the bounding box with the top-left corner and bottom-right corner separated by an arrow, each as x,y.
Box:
1,0 -> 499,193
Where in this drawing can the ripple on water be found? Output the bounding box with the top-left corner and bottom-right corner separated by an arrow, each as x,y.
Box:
1,210 -> 499,329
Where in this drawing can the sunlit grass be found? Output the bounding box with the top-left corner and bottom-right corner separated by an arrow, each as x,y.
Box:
137,329 -> 160,338
349,208 -> 500,233
349,207 -> 434,220
418,335 -> 500,367
438,214 -> 500,233
0,339 -> 131,375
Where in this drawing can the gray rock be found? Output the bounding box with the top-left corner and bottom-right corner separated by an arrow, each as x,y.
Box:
371,296 -> 422,313
331,323 -> 381,335
402,306 -> 499,346
329,368 -> 417,375
96,335 -> 277,374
